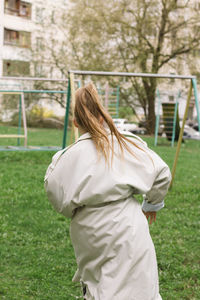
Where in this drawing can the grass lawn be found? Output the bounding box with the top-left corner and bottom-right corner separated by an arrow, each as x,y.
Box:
0,126 -> 66,148
0,127 -> 200,299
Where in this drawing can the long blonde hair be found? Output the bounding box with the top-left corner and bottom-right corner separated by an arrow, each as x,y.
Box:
74,82 -> 144,162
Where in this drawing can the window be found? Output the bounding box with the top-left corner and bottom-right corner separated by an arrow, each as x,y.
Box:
19,31 -> 31,47
20,1 -> 31,18
4,0 -> 31,19
3,60 -> 30,76
4,28 -> 31,48
4,29 -> 19,45
4,0 -> 20,16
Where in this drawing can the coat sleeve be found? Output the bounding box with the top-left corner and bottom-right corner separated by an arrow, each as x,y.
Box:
141,149 -> 171,212
44,148 -> 78,218
44,145 -> 94,219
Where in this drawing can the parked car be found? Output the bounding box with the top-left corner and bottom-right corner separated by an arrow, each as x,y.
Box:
113,118 -> 147,134
113,118 -> 138,132
183,125 -> 200,140
131,127 -> 147,135
193,123 -> 199,131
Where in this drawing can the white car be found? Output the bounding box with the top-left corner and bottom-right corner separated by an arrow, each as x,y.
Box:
183,125 -> 200,140
113,118 -> 138,132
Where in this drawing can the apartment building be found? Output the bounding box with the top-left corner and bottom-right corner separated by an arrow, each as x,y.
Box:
0,0 -> 70,121
0,0 -> 69,79
0,0 -> 33,78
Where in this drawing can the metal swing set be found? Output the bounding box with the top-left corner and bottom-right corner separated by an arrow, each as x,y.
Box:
0,76 -> 73,150
65,70 -> 200,186
0,71 -> 199,185
0,76 -> 120,150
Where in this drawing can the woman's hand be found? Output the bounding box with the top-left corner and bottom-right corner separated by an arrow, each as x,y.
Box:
142,211 -> 157,225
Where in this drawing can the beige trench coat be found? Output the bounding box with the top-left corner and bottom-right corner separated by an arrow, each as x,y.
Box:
44,132 -> 171,300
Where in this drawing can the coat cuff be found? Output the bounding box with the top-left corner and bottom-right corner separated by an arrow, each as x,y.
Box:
142,199 -> 165,212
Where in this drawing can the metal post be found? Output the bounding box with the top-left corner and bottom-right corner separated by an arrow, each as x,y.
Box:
77,80 -> 81,88
116,85 -> 120,118
171,101 -> 178,147
68,70 -> 196,79
21,92 -> 28,147
154,89 -> 161,146
171,90 -> 181,147
17,94 -> 22,146
105,82 -> 109,111
191,78 -> 200,132
170,81 -> 193,187
70,72 -> 79,141
62,81 -> 71,149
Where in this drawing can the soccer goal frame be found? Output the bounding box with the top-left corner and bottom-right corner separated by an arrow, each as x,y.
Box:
0,76 -> 79,151
64,70 -> 200,186
0,91 -> 28,146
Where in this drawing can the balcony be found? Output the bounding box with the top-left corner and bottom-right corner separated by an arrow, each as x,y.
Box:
3,59 -> 30,76
4,0 -> 32,19
4,28 -> 31,48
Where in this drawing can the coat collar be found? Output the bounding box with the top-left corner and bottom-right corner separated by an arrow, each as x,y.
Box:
78,132 -> 91,141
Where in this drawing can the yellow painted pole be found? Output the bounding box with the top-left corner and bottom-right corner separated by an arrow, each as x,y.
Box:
170,80 -> 193,187
70,72 -> 79,141
0,92 -> 22,95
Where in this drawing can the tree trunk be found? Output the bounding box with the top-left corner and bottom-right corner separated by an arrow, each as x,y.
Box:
147,94 -> 156,134
143,78 -> 157,134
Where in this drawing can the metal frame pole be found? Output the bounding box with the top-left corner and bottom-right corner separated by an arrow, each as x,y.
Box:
171,90 -> 181,147
69,70 -> 196,79
17,94 -> 22,146
62,81 -> 71,149
116,85 -> 120,118
70,72 -> 79,141
77,80 -> 81,88
21,92 -> 28,147
154,89 -> 161,146
170,81 -> 193,187
171,100 -> 178,147
191,78 -> 200,132
0,89 -> 69,94
105,81 -> 109,111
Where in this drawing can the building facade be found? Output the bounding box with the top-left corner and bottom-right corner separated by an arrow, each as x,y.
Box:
0,0 -> 70,79
0,0 -> 69,120
0,0 -> 199,123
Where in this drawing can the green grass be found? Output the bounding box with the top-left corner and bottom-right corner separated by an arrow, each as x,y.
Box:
0,127 -> 200,299
0,125 -> 65,147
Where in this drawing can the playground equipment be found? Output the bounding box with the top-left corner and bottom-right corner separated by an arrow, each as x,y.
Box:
64,70 -> 200,186
0,76 -> 119,150
0,91 -> 27,146
154,79 -> 200,147
98,83 -> 120,118
1,72 -> 200,185
0,76 -> 71,150
154,90 -> 181,147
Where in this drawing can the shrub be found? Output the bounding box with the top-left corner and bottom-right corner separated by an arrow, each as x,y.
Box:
8,105 -> 64,129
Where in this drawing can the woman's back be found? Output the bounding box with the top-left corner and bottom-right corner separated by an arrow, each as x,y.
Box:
44,82 -> 171,300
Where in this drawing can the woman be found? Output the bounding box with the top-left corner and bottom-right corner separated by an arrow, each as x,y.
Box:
44,83 -> 171,300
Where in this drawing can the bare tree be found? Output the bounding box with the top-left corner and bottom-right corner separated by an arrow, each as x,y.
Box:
67,0 -> 200,133
31,0 -> 200,133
